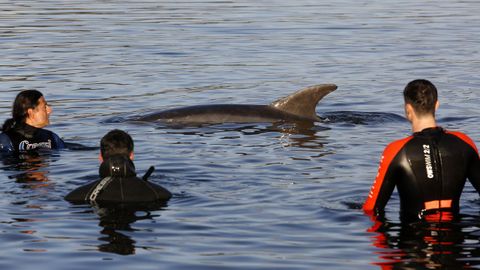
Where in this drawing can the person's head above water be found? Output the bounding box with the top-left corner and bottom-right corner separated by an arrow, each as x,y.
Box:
403,79 -> 439,117
100,129 -> 134,161
2,90 -> 52,132
403,79 -> 440,133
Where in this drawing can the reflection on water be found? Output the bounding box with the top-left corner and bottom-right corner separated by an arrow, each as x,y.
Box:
2,152 -> 54,188
367,215 -> 480,269
159,122 -> 333,155
322,111 -> 405,125
92,203 -> 167,256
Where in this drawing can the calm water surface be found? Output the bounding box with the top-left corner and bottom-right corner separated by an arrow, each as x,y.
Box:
1,1 -> 480,269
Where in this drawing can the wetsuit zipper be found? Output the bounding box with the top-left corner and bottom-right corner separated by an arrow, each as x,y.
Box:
431,138 -> 446,221
431,139 -> 443,200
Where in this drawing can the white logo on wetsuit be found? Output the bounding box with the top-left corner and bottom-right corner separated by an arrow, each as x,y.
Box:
18,139 -> 52,151
423,144 -> 434,179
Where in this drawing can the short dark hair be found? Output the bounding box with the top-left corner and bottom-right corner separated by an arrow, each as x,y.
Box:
100,129 -> 134,159
2,90 -> 43,132
403,79 -> 438,116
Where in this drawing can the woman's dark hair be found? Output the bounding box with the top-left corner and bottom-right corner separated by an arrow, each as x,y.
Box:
403,79 -> 438,116
100,129 -> 134,159
1,90 -> 44,132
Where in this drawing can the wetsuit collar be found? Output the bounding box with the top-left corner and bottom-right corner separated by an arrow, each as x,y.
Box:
99,155 -> 137,178
10,122 -> 38,139
413,126 -> 444,137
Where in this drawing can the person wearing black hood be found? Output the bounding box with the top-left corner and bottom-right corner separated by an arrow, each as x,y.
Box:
65,129 -> 171,204
0,90 -> 65,152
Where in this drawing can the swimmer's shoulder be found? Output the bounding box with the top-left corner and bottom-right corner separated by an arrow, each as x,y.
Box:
0,132 -> 14,152
382,135 -> 414,156
445,130 -> 478,152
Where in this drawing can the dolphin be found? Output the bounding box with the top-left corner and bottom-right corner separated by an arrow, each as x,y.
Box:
133,84 -> 337,124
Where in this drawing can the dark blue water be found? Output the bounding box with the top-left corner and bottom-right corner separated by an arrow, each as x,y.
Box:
1,1 -> 480,269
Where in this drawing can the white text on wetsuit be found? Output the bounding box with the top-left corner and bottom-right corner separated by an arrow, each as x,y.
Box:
19,140 -> 52,151
423,144 -> 434,179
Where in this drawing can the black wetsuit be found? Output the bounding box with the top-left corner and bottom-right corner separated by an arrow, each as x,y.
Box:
363,127 -> 480,221
65,155 -> 172,204
0,123 -> 65,152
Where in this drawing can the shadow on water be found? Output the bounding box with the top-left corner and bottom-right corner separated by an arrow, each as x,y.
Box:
88,202 -> 168,256
1,144 -> 96,188
366,214 -> 480,269
159,121 -> 324,135
2,152 -> 56,188
321,111 -> 405,126
160,121 -> 333,150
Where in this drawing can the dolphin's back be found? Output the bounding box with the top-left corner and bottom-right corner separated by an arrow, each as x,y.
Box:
136,104 -> 309,124
135,84 -> 337,124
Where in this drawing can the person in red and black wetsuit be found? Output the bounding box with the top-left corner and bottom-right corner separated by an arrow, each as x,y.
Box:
363,79 -> 480,222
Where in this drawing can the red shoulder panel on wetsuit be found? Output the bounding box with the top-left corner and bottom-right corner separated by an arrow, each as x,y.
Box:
446,130 -> 479,154
363,136 -> 413,212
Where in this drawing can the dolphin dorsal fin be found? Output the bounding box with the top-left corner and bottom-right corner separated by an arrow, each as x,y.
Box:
270,84 -> 337,120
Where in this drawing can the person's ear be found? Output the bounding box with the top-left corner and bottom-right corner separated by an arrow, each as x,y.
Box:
26,108 -> 35,120
129,152 -> 134,160
435,100 -> 440,111
405,103 -> 415,122
99,153 -> 103,162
